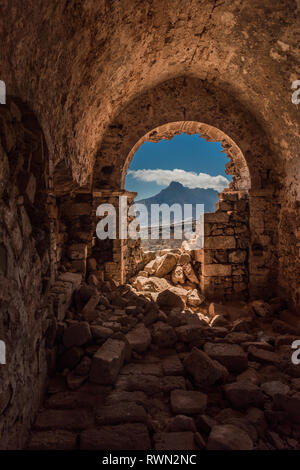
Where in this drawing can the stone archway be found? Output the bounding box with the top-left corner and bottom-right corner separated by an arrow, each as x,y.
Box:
121,121 -> 252,301
122,121 -> 251,192
92,76 -> 279,300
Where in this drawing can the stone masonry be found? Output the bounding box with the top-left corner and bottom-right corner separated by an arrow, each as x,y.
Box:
0,0 -> 299,451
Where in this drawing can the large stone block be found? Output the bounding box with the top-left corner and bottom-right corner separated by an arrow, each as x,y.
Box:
171,265 -> 185,284
95,402 -> 148,425
155,253 -> 177,277
67,243 -> 87,260
115,374 -> 186,395
152,321 -> 177,348
187,289 -> 204,307
182,263 -> 199,284
207,424 -> 253,450
125,323 -> 151,353
162,355 -> 184,376
184,347 -> 228,386
27,430 -> 77,450
58,271 -> 81,285
229,250 -> 247,264
154,432 -> 197,450
204,212 -> 230,223
80,424 -> 151,450
248,346 -> 280,365
224,382 -> 265,409
203,342 -> 248,373
219,192 -> 239,202
72,261 -> 87,277
63,322 -> 91,348
34,409 -> 92,431
134,275 -> 170,292
89,338 -> 126,384
202,264 -> 231,277
82,293 -> 100,319
170,390 -> 207,415
157,288 -> 185,310
204,236 -> 236,250
216,200 -> 233,211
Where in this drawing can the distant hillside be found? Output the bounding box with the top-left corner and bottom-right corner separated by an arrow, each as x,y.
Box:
136,181 -> 219,226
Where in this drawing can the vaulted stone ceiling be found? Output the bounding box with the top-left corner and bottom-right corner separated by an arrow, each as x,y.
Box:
0,0 -> 299,189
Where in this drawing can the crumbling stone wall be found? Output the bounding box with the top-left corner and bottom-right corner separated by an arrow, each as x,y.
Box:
59,193 -> 94,276
249,188 -> 281,300
92,190 -> 143,284
199,191 -> 249,300
0,99 -> 56,448
45,187 -> 143,286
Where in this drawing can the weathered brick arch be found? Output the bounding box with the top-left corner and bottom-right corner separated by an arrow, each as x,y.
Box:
93,76 -> 280,301
93,76 -> 277,193
122,121 -> 251,192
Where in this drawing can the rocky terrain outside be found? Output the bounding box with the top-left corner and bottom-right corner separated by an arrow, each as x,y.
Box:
137,181 -> 219,224
136,181 -> 217,252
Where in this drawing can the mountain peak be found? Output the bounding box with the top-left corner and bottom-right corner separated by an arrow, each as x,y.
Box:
137,181 -> 218,216
167,181 -> 184,189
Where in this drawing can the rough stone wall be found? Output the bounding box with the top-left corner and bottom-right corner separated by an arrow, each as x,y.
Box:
45,188 -> 143,285
59,193 -> 94,275
92,190 -> 143,284
124,212 -> 144,282
200,191 -> 249,300
279,201 -> 300,311
248,188 -> 280,300
0,99 -> 55,449
278,173 -> 300,312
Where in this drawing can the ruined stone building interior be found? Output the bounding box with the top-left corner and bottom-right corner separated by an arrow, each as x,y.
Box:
0,0 -> 299,452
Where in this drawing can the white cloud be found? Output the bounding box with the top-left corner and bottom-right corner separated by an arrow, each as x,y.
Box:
127,168 -> 230,192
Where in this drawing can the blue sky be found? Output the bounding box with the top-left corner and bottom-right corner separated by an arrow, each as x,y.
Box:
125,133 -> 231,200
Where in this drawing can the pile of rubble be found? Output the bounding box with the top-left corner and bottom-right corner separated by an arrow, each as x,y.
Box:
26,255 -> 300,450
133,248 -> 204,310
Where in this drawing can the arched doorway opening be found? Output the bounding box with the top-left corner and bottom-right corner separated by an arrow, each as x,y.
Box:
90,76 -> 279,302
120,122 -> 251,301
122,121 -> 250,192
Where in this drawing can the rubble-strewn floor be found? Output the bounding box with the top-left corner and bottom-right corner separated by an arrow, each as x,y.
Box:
26,273 -> 300,450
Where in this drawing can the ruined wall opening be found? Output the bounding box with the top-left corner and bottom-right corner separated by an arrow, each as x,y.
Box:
123,121 -> 250,192
125,133 -> 229,251
91,75 -> 280,303
0,97 -> 55,448
121,121 -> 251,301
